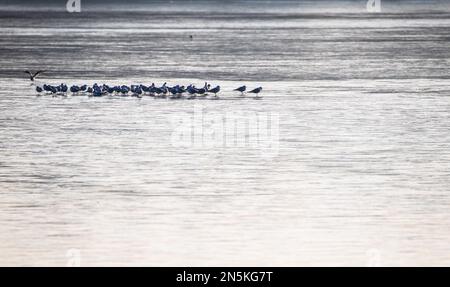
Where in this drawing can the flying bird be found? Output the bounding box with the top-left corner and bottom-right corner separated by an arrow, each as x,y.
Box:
234,85 -> 246,95
24,70 -> 45,81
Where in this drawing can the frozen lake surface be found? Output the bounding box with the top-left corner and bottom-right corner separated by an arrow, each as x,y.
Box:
0,5 -> 450,266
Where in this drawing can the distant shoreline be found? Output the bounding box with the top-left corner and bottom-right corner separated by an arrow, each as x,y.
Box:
1,0 -> 450,14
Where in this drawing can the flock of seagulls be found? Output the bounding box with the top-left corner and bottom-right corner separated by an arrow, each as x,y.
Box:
34,82 -> 263,99
27,71 -> 263,99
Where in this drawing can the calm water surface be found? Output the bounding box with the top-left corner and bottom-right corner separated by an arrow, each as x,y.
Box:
0,7 -> 450,266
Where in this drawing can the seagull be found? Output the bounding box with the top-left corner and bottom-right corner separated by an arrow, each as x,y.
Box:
140,84 -> 149,93
234,85 -> 246,95
70,85 -> 80,93
186,85 -> 197,99
158,83 -> 168,98
24,70 -> 45,81
92,90 -> 102,97
168,85 -> 185,99
195,82 -> 208,97
248,87 -> 263,98
208,85 -> 220,97
59,83 -> 68,93
43,84 -> 51,93
120,85 -> 130,95
132,87 -> 143,98
48,85 -> 57,96
92,86 -> 103,97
